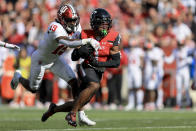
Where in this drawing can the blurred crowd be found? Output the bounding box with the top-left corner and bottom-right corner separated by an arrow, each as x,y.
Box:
0,0 -> 196,111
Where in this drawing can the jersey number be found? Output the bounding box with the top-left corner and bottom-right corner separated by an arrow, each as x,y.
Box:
49,24 -> 57,32
52,45 -> 67,56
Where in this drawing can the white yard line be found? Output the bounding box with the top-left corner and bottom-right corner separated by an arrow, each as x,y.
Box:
16,126 -> 196,131
17,127 -> 128,131
140,125 -> 196,129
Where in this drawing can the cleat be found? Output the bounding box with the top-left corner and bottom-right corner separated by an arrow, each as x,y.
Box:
78,111 -> 96,126
136,104 -> 143,111
41,103 -> 56,122
124,104 -> 134,111
173,105 -> 180,110
10,70 -> 21,90
65,112 -> 77,127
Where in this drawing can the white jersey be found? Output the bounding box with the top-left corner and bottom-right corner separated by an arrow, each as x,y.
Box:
127,47 -> 144,89
165,46 -> 192,70
152,47 -> 165,77
144,48 -> 162,90
37,21 -> 81,63
29,21 -> 82,90
128,47 -> 144,68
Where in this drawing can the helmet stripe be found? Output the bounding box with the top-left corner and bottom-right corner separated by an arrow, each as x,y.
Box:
67,4 -> 76,18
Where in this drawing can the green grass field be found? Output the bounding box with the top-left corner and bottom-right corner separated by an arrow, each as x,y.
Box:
1,106 -> 196,131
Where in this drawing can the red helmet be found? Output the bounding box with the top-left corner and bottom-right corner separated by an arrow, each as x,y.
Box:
57,4 -> 80,33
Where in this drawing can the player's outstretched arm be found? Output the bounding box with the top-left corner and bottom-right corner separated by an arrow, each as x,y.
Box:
0,40 -> 20,51
56,36 -> 100,50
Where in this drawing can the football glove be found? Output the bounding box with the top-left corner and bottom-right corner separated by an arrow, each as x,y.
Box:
78,45 -> 90,59
81,38 -> 100,51
0,41 -> 20,51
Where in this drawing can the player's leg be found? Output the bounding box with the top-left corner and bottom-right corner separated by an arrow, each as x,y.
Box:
41,101 -> 74,122
68,77 -> 79,99
11,52 -> 46,93
145,77 -> 156,110
125,70 -> 134,111
135,68 -> 143,111
66,81 -> 99,127
45,58 -> 96,126
115,74 -> 122,108
70,63 -> 97,126
183,70 -> 191,107
66,67 -> 101,127
148,89 -> 156,110
156,86 -> 164,109
107,74 -> 116,109
156,69 -> 164,109
176,74 -> 182,109
41,58 -> 76,122
156,77 -> 164,110
136,89 -> 144,111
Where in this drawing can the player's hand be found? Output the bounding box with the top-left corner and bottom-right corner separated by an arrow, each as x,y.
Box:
78,46 -> 90,59
0,41 -> 20,51
89,39 -> 100,51
6,43 -> 20,51
81,38 -> 92,45
82,38 -> 100,51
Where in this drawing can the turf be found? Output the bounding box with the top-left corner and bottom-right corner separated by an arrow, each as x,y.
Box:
0,106 -> 196,131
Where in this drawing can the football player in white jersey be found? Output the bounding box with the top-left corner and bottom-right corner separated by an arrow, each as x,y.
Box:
165,41 -> 192,109
143,42 -> 162,110
0,40 -> 20,51
10,4 -> 98,126
151,45 -> 165,110
125,39 -> 144,111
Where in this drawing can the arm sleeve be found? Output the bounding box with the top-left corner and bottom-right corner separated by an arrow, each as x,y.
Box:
96,52 -> 120,68
48,22 -> 84,48
58,39 -> 83,48
113,34 -> 121,46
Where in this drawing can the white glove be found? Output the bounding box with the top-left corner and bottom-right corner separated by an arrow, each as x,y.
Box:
0,41 -> 20,51
81,38 -> 92,45
82,38 -> 100,51
6,44 -> 21,51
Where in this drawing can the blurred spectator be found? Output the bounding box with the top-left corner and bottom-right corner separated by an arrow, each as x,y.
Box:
181,0 -> 196,14
153,44 -> 165,110
0,49 -> 15,104
10,47 -> 32,108
143,42 -> 161,111
165,41 -> 193,109
106,45 -> 128,110
125,39 -> 144,111
38,70 -> 54,107
185,12 -> 196,43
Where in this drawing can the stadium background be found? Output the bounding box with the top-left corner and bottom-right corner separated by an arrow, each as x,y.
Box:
0,0 -> 196,110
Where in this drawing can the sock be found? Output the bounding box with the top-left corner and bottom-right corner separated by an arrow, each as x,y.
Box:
136,89 -> 144,106
19,77 -> 36,93
127,91 -> 134,107
156,89 -> 163,107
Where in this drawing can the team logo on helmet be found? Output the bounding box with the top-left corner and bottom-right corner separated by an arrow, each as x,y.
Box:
57,4 -> 79,33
